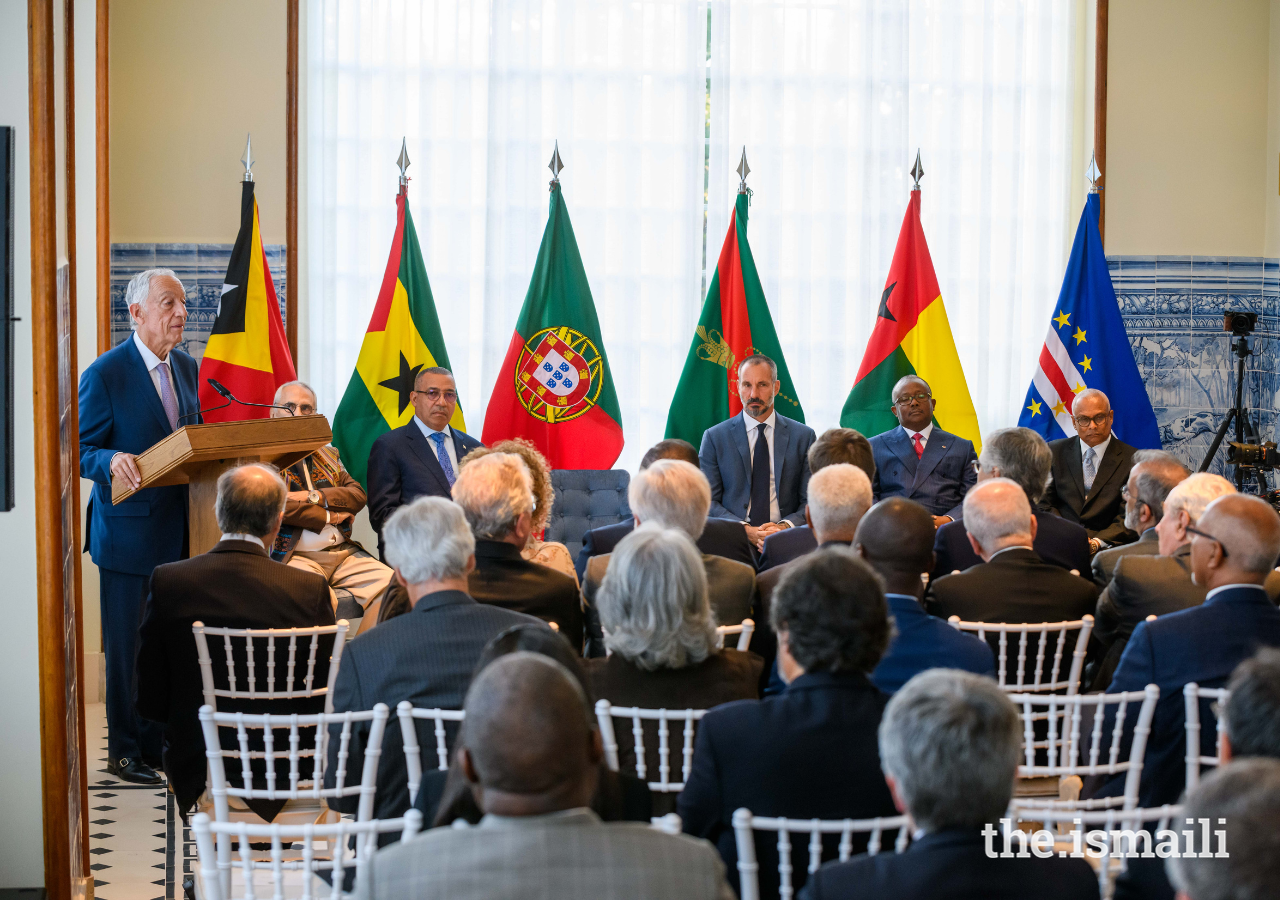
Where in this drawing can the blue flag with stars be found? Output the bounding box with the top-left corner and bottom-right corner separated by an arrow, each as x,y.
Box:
1018,193 -> 1160,447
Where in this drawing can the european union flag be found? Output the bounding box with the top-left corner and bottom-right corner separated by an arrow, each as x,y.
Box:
1018,193 -> 1160,448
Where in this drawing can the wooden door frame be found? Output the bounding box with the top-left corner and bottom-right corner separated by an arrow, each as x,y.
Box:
1095,0 -> 1109,240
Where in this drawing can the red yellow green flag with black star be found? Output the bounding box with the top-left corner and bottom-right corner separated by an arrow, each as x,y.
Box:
332,188 -> 465,486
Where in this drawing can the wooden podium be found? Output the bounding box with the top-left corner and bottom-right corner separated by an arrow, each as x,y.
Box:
111,416 -> 333,557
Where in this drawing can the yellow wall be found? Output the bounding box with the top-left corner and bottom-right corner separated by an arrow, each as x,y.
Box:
110,0 -> 287,244
1106,0 -> 1273,256
1267,0 -> 1280,257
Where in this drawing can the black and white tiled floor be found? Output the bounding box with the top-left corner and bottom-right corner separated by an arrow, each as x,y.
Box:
86,704 -> 188,900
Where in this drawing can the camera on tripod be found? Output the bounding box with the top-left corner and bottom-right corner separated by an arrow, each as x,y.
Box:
1224,310 -> 1257,335
1199,310 -> 1272,488
1228,441 -> 1280,470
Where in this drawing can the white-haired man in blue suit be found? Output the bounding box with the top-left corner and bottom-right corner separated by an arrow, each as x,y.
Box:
698,355 -> 816,551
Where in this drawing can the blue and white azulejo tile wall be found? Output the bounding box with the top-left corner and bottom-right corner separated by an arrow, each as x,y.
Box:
1110,255 -> 1280,477
110,243 -> 287,363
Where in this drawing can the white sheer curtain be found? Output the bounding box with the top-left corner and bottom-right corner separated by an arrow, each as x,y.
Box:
708,0 -> 1084,435
308,0 -> 1086,470
308,0 -> 706,471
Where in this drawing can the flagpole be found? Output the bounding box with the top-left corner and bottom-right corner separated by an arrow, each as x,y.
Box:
397,137 -> 410,197
737,147 -> 750,195
240,133 -> 254,182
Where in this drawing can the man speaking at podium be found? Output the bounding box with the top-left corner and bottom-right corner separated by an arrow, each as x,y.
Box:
79,269 -> 201,785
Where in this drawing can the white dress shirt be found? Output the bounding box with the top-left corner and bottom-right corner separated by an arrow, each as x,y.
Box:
293,457 -> 345,552
413,416 -> 460,476
905,421 -> 934,450
1205,583 -> 1268,602
744,409 -> 781,523
1081,434 -> 1111,475
220,533 -> 265,548
133,331 -> 171,402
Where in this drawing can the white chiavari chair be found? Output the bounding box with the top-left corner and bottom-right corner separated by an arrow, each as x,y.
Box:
1183,682 -> 1230,791
715,618 -> 756,652
947,615 -> 1093,695
595,699 -> 706,793
193,620 -> 350,714
395,701 -> 466,805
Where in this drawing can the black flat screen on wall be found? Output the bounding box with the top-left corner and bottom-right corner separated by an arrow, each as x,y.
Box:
0,127 -> 14,511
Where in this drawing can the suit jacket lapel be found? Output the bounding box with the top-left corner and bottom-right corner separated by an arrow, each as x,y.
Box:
887,426 -> 919,480
1083,440 -> 1125,508
1063,436 -> 1086,501
910,428 -> 950,492
124,338 -> 175,434
729,413 -> 753,481
773,416 -> 791,488
450,430 -> 474,469
405,423 -> 452,494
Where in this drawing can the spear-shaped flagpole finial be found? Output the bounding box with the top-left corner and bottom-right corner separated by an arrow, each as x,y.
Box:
909,149 -> 923,190
397,138 -> 411,188
737,147 -> 751,194
1086,152 -> 1102,193
241,133 -> 255,182
548,140 -> 564,187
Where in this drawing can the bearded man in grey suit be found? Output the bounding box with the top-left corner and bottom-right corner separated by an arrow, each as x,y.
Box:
358,652 -> 734,900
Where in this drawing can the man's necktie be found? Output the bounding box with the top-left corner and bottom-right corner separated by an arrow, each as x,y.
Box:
156,361 -> 179,430
1083,446 -> 1097,493
429,432 -> 457,487
912,432 -> 925,459
749,422 -> 771,527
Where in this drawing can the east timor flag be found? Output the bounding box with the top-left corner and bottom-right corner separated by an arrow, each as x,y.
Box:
841,188 -> 981,452
332,189 -> 465,487
198,180 -> 296,420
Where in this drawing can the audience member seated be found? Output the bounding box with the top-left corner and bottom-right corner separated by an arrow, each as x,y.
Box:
800,670 -> 1099,900
1165,759 -> 1280,900
462,438 -> 578,584
756,463 -> 875,693
582,459 -> 757,636
576,439 -> 755,580
269,381 -> 392,624
362,652 -> 736,900
1090,473 -> 1235,690
586,526 -> 761,811
929,479 -> 1097,677
1114,647 -> 1280,900
1043,388 -> 1138,552
1095,493 -> 1280,808
1090,450 -> 1189,588
418,623 -> 651,830
932,427 -> 1090,578
455,452 -> 584,648
854,498 -> 995,693
757,427 -> 876,571
135,463 -> 335,819
678,549 -> 898,898
869,375 -> 978,526
325,496 -> 546,821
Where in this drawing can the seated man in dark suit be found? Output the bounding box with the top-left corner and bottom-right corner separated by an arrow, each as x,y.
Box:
930,479 -> 1097,686
366,366 -> 483,557
854,498 -> 994,693
575,439 -> 754,581
757,427 -> 875,572
933,427 -> 1090,578
868,375 -> 977,527
679,549 -> 899,898
1090,473 -> 1236,690
699,354 -> 816,551
1094,493 -> 1280,809
135,463 -> 335,817
454,452 -> 584,649
583,460 -> 757,633
801,670 -> 1099,900
1091,449 -> 1189,589
325,496 -> 546,821
1043,388 -> 1138,554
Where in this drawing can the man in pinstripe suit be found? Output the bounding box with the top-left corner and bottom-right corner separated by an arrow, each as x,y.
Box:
357,652 -> 734,900
324,496 -> 546,822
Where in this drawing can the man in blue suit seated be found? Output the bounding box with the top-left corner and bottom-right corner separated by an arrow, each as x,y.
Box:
699,354 -> 816,552
1091,492 -> 1280,808
853,497 -> 994,693
933,427 -> 1090,578
800,669 -> 1099,900
79,268 -> 201,785
756,427 -> 875,572
366,366 -> 483,558
869,375 -> 977,526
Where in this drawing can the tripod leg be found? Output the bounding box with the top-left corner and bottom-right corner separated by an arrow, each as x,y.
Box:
1198,408 -> 1236,473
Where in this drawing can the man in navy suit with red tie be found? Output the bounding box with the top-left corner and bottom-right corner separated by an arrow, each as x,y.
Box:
366,367 -> 484,558
868,375 -> 977,526
79,269 -> 202,784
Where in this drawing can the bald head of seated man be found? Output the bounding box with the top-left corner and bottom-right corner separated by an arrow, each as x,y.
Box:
854,497 -> 995,693
361,652 -> 737,900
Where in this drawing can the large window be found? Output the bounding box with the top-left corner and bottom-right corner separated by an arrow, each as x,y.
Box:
308,0 -> 1090,470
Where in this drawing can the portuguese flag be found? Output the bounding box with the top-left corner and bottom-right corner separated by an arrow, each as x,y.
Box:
198,180 -> 296,420
665,191 -> 804,448
331,188 -> 465,486
840,188 -> 982,452
481,182 -> 623,469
